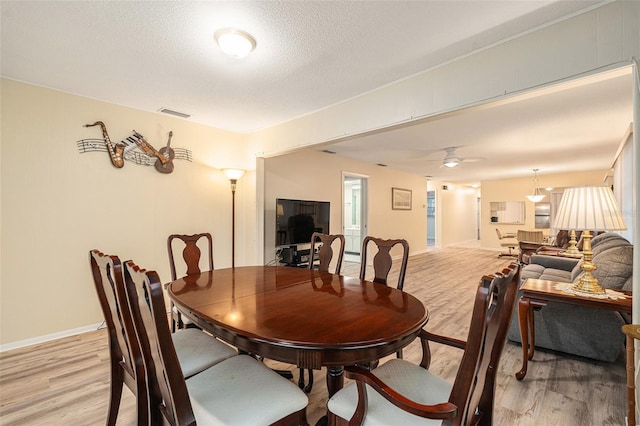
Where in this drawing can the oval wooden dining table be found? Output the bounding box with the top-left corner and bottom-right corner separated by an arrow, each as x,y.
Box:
167,265 -> 429,397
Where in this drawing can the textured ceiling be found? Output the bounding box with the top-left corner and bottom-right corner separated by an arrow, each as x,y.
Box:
2,0 -> 629,184
1,0 -> 602,133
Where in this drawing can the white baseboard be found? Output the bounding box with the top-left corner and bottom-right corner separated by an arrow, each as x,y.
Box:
0,322 -> 104,353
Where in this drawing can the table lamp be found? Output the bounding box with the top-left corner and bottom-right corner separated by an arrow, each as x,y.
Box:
552,186 -> 627,294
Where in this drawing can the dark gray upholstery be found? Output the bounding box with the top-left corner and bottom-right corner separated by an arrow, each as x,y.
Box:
507,232 -> 633,362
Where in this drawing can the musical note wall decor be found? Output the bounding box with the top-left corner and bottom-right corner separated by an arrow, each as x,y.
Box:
77,121 -> 192,173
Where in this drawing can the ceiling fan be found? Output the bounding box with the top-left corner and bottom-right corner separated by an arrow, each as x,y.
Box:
428,146 -> 485,168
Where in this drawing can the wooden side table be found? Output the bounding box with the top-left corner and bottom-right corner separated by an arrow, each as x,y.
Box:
515,278 -> 631,380
622,324 -> 640,426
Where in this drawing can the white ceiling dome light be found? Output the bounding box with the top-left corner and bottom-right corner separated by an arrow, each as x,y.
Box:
214,28 -> 256,58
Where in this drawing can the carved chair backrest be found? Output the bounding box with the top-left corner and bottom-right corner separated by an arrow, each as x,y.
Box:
167,233 -> 214,280
309,232 -> 345,274
449,262 -> 519,425
124,260 -> 196,426
89,249 -> 147,424
359,236 -> 409,290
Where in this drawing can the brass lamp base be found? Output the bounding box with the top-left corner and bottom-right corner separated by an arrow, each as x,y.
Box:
564,230 -> 581,256
569,230 -> 605,294
571,273 -> 606,294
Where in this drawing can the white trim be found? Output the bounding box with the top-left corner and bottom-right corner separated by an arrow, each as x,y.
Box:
0,322 -> 104,353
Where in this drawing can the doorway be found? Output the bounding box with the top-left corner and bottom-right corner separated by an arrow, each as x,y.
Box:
427,190 -> 436,246
343,174 -> 368,263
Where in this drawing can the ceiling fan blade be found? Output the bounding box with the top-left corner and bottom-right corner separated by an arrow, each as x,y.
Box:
460,156 -> 486,163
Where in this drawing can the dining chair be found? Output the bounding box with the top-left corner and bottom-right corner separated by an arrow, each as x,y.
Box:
123,259 -> 309,426
89,249 -> 147,426
90,249 -> 237,425
309,232 -> 346,273
359,236 -> 409,290
360,236 -> 410,360
495,228 -> 518,258
167,233 -> 214,332
294,232 -> 347,393
327,262 -> 520,426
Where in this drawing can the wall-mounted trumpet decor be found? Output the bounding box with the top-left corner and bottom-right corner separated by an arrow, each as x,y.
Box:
76,121 -> 192,174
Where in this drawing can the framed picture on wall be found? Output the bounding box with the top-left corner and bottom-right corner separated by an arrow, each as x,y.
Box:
392,187 -> 412,210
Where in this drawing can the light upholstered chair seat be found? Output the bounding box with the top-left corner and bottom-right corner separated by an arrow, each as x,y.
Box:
172,328 -> 236,378
328,358 -> 452,425
187,355 -> 309,425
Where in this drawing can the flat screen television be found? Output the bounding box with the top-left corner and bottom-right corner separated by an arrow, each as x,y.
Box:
276,198 -> 330,247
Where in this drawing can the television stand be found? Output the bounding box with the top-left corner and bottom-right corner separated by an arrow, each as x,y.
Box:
277,245 -> 318,268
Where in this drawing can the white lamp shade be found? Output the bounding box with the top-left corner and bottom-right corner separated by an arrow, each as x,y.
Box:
527,194 -> 545,203
222,168 -> 245,180
552,186 -> 627,231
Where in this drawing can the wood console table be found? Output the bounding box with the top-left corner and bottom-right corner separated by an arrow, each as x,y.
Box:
515,278 -> 631,380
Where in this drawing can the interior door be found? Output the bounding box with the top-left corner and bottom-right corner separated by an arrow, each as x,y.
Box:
427,190 -> 436,246
343,174 -> 368,261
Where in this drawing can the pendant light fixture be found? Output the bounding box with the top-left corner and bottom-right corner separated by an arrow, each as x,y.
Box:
526,169 -> 545,203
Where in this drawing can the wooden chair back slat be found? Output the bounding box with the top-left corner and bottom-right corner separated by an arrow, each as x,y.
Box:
167,233 -> 214,331
359,236 -> 409,290
309,232 -> 345,274
167,233 -> 214,280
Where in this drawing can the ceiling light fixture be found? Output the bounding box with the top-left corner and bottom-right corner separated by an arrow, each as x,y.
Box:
214,28 -> 256,58
442,148 -> 460,168
443,157 -> 460,168
526,169 -> 545,203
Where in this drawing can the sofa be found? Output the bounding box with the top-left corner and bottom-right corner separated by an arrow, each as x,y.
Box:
507,232 -> 634,362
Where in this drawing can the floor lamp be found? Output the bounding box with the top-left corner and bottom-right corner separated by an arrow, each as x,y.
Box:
222,168 -> 245,268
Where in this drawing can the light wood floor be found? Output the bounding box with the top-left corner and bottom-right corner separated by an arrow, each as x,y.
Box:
0,247 -> 627,425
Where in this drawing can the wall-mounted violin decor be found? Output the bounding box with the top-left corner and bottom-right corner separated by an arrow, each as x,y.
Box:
76,121 -> 192,174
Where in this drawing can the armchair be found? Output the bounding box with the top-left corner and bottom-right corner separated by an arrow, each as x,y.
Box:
515,230 -> 545,264
327,263 -> 519,425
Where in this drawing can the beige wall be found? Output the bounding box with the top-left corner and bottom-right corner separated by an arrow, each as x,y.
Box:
480,170 -> 608,249
0,79 -> 249,346
263,150 -> 427,263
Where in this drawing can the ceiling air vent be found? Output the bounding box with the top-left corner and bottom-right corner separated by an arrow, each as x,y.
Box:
322,149 -> 336,154
159,108 -> 191,119
377,163 -> 388,167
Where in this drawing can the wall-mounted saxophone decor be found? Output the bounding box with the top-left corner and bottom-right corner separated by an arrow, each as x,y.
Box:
76,121 -> 192,174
